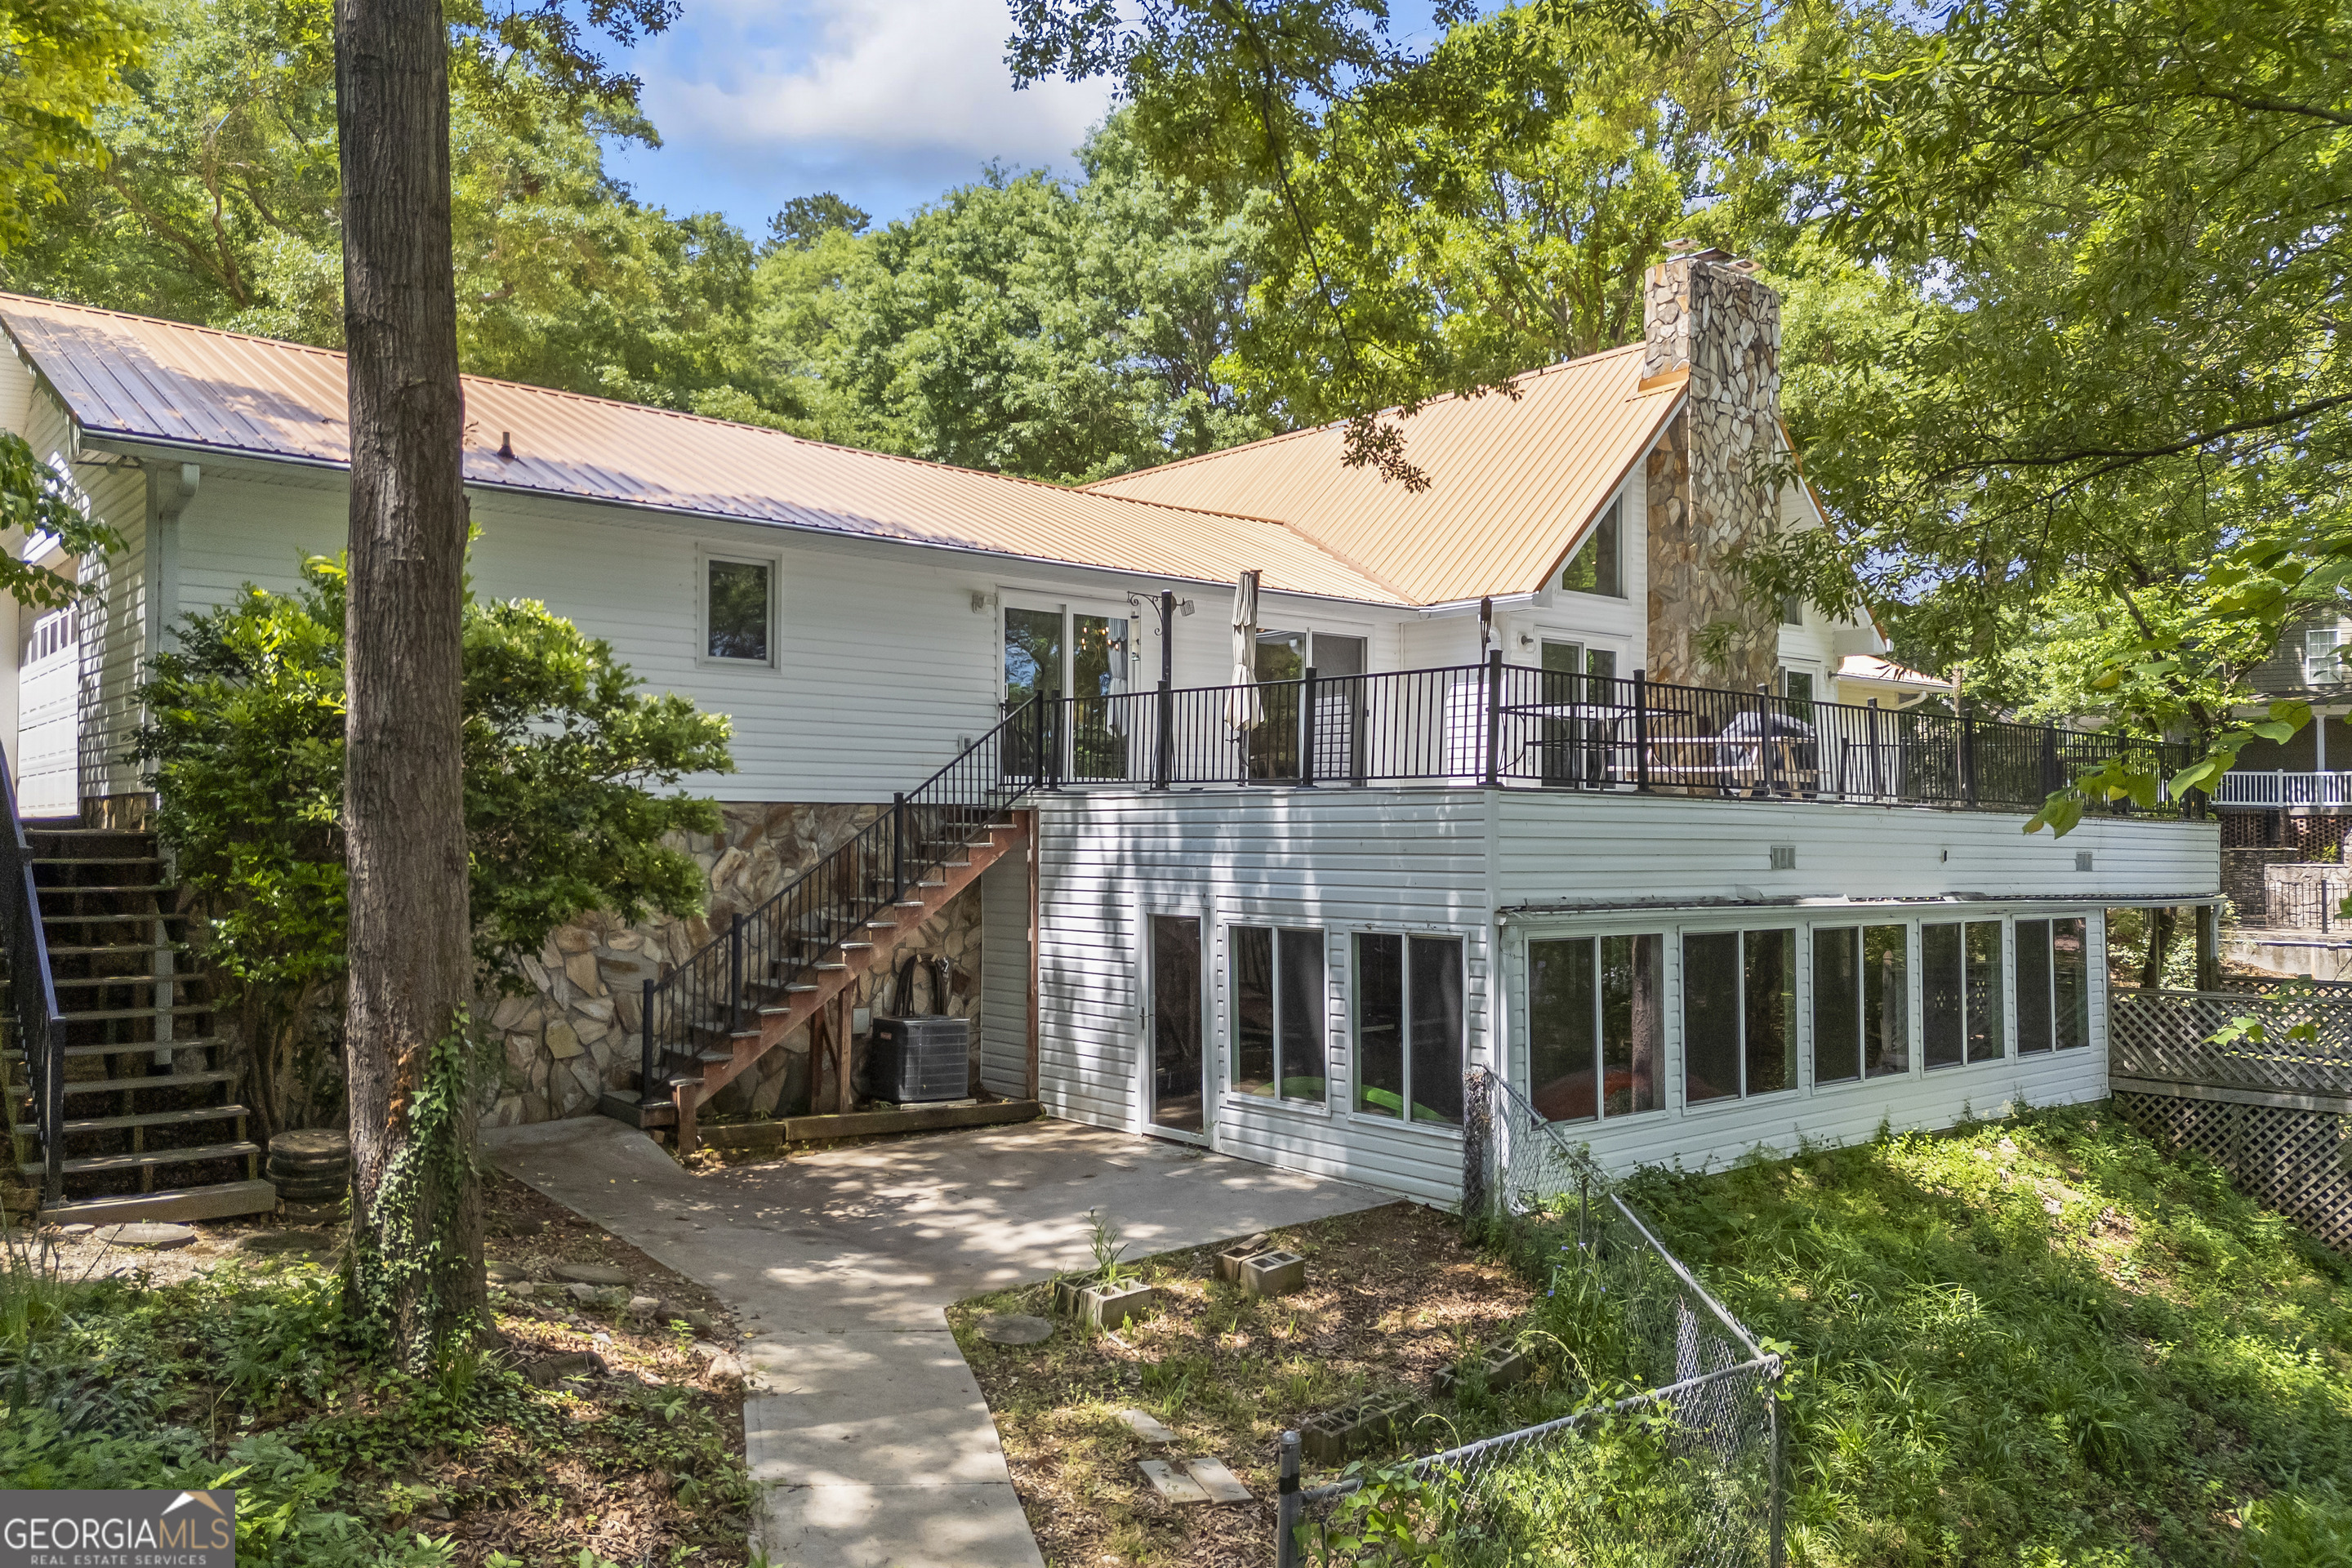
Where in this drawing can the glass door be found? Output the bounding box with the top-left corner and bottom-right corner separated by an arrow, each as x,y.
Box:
1539,639 -> 1618,786
1148,914 -> 1205,1134
1004,602 -> 1130,782
1249,630 -> 1368,782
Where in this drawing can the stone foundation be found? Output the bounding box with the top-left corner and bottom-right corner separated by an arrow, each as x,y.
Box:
479,801 -> 987,1129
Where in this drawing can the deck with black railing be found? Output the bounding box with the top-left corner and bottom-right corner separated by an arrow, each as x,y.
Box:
1005,657 -> 2204,818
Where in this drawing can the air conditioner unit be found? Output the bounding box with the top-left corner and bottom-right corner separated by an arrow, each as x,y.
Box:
866,1015 -> 970,1104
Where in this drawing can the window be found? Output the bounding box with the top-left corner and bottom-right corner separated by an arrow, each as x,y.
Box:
1354,933 -> 1464,1124
2305,624 -> 2350,685
1682,928 -> 1794,1104
1781,594 -> 1805,626
1232,926 -> 1327,1104
2016,916 -> 2091,1053
1528,933 -> 1662,1121
1779,667 -> 1815,716
1922,920 -> 2004,1067
1558,501 -> 1622,598
706,558 -> 773,662
1813,925 -> 1910,1084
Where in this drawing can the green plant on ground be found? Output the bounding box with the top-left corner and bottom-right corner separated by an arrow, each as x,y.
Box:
1614,1103 -> 2352,1566
1085,1207 -> 1129,1289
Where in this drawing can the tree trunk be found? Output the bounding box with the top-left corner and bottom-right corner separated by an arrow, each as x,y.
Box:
336,0 -> 483,1357
2138,906 -> 2176,991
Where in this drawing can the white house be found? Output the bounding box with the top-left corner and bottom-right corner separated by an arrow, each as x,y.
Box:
0,248 -> 2216,1219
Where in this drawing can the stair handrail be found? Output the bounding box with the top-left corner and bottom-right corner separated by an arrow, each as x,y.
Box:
635,698 -> 1044,1106
0,748 -> 69,1202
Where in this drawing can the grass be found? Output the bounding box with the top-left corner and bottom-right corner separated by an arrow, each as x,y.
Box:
956,1105 -> 2352,1567
0,1189 -> 753,1566
1620,1102 -> 2352,1566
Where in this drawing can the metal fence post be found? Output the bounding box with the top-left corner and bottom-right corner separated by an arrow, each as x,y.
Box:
1961,708 -> 1979,807
1767,1356 -> 1787,1568
1275,1430 -> 1303,1568
1299,666 -> 1318,787
727,912 -> 746,1036
1633,669 -> 1650,791
1758,685 -> 1777,795
1484,649 -> 1503,786
639,978 -> 662,1107
42,1017 -> 64,1202
892,791 -> 906,902
1154,678 -> 1173,790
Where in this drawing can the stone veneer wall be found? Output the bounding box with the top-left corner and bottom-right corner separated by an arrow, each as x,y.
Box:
479,800 -> 986,1129
1642,251 -> 1784,692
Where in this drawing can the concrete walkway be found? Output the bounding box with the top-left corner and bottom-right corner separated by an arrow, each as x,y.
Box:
484,1116 -> 1394,1566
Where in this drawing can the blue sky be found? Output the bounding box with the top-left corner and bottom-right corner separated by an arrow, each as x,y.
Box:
605,0 -> 1447,237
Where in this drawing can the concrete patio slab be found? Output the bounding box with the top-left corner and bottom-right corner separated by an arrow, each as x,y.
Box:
485,1115 -> 1396,1566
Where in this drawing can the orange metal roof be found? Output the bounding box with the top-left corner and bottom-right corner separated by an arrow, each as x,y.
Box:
0,294 -> 1405,605
1087,345 -> 1683,604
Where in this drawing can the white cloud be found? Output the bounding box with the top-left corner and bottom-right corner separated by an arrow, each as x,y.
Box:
633,0 -> 1115,190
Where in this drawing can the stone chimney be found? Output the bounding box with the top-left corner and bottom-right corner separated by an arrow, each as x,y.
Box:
1640,244 -> 1784,690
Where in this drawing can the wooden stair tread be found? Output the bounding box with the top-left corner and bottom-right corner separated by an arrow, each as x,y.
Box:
58,1103 -> 247,1135
55,1037 -> 226,1058
25,1139 -> 258,1176
30,1070 -> 238,1098
47,943 -> 189,957
51,973 -> 193,989
37,911 -> 191,924
53,1004 -> 214,1022
37,884 -> 176,895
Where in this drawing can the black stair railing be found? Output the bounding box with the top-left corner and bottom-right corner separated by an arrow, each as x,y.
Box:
635,699 -> 1042,1108
0,750 -> 68,1201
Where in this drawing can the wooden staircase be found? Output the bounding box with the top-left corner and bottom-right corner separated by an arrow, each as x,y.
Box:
653,814 -> 1029,1154
2,826 -> 274,1223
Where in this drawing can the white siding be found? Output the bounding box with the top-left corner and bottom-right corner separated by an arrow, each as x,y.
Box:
1491,791 -> 2216,906
1036,789 -> 1494,1204
74,462 -> 147,803
165,463 -> 1436,804
978,840 -> 1031,1098
1031,785 -> 2209,1203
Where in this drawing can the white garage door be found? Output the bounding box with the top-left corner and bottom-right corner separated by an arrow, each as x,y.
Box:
17,609 -> 78,820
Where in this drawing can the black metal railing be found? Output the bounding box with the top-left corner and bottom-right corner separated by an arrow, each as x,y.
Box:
0,749 -> 67,1200
635,700 -> 1043,1107
1030,657 -> 2202,815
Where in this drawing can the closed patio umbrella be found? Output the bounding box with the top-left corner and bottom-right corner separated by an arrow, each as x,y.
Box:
1226,569 -> 1264,730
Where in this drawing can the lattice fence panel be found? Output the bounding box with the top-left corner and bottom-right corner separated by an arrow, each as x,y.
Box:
2113,1089 -> 2352,1254
2109,990 -> 2352,1099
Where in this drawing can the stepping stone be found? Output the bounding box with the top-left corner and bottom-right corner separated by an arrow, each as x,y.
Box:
1138,1459 -> 1213,1504
551,1262 -> 633,1286
484,1261 -> 528,1283
978,1313 -> 1054,1347
96,1223 -> 194,1251
238,1231 -> 326,1254
626,1294 -> 662,1318
56,1223 -> 93,1239
1120,1408 -> 1180,1444
1183,1457 -> 1253,1503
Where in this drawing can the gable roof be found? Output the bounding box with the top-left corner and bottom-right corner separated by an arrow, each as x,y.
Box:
0,293 -> 1406,606
1086,346 -> 1683,604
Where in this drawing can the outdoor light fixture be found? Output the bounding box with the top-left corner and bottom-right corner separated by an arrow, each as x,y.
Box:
970,590 -> 991,613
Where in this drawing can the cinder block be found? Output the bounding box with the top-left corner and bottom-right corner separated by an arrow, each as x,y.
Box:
1080,1281 -> 1158,1330
1214,1235 -> 1272,1283
1300,1397 -> 1416,1465
1434,1345 -> 1531,1399
1241,1250 -> 1306,1298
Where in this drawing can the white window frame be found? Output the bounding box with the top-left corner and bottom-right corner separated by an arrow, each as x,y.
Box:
1347,926 -> 1469,1134
1223,920 -> 1333,1114
1677,924 -> 1802,1111
697,546 -> 781,669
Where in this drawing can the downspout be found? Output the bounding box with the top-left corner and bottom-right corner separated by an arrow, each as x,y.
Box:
143,461 -> 196,1065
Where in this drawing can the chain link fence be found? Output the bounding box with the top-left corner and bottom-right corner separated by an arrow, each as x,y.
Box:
1276,1069 -> 1783,1567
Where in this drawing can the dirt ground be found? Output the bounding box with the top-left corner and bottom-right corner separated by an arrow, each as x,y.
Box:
947,1201 -> 1539,1568
21,1172 -> 753,1566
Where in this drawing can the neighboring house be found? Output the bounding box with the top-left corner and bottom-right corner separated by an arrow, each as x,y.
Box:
2213,607 -> 2352,920
0,247 -> 2214,1217
1830,653 -> 1955,711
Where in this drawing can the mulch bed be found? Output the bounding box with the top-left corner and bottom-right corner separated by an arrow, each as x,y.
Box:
948,1201 -> 1538,1568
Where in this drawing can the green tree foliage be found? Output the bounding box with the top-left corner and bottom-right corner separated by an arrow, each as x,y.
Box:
766,191 -> 871,251
2,0 -> 787,421
0,0 -> 145,250
753,115 -> 1274,482
133,556 -> 733,1129
1763,0 -> 2352,806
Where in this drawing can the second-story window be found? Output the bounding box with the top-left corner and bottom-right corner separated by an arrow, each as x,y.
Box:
707,557 -> 773,662
1558,501 -> 1622,598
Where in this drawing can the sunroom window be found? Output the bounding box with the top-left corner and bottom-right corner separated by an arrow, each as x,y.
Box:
1355,933 -> 1464,1125
1812,925 -> 1910,1083
1528,934 -> 1662,1121
1922,920 -> 2005,1067
2015,916 -> 2091,1053
1232,926 -> 1327,1105
1682,929 -> 1793,1104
